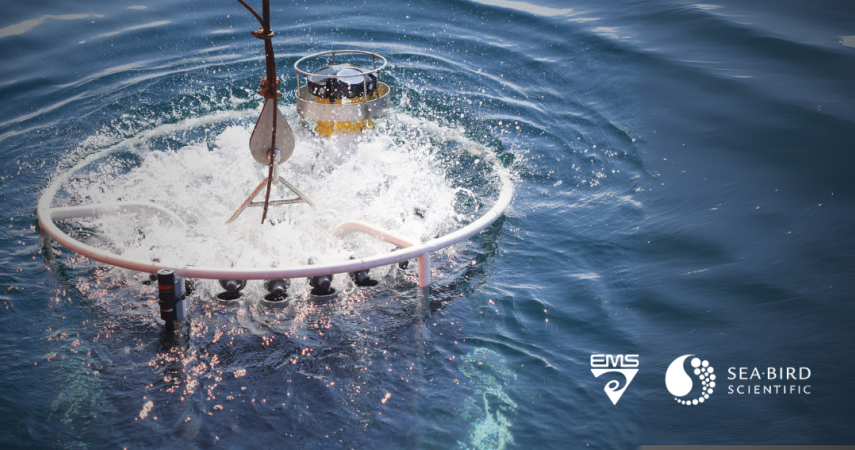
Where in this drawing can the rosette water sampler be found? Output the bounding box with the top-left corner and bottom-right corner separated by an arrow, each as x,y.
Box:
36,0 -> 514,331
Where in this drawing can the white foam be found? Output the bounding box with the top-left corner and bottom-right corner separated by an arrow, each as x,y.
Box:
60,111 -> 498,295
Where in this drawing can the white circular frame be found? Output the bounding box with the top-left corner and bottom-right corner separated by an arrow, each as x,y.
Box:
38,142 -> 514,283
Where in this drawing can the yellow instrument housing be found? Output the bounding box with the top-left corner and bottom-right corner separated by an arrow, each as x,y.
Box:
313,83 -> 389,136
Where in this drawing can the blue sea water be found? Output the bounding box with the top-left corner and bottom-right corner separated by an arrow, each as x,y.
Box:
1,0 -> 855,448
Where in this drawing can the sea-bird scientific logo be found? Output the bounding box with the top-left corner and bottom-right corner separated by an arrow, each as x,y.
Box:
590,354 -> 639,405
665,354 -> 715,406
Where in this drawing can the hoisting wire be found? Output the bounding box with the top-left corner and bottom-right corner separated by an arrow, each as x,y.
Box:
237,0 -> 280,224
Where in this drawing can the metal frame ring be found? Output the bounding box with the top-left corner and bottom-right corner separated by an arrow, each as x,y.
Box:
294,50 -> 388,79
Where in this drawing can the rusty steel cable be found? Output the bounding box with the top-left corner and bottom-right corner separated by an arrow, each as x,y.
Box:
238,0 -> 279,224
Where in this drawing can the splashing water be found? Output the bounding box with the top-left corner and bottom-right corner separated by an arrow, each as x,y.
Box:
41,96 -> 511,447
55,107 -> 502,300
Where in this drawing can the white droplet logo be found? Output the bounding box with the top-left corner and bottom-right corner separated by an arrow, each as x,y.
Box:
665,354 -> 714,405
665,354 -> 693,396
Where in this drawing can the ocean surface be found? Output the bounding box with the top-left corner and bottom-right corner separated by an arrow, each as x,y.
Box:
1,0 -> 854,448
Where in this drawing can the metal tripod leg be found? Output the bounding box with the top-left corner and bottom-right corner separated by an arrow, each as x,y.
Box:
278,176 -> 315,208
226,176 -> 315,224
226,177 -> 269,224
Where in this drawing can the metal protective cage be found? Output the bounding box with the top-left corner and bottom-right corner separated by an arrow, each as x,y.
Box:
294,50 -> 391,122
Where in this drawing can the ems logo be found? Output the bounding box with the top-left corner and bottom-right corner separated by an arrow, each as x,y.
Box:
590,354 -> 639,405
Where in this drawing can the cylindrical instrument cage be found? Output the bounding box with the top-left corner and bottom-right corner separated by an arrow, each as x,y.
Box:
294,50 -> 391,122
